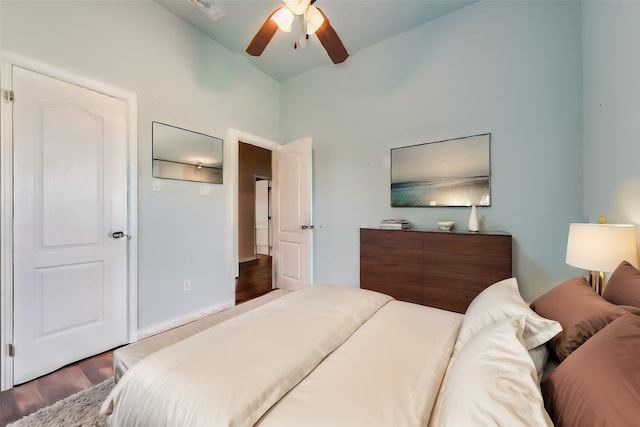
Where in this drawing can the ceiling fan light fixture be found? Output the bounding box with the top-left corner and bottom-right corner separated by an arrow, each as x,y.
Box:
305,5 -> 324,35
246,0 -> 348,64
283,0 -> 312,16
291,14 -> 307,49
271,6 -> 294,33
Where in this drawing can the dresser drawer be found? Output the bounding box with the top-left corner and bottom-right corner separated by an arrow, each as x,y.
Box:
361,262 -> 422,285
423,251 -> 512,278
360,229 -> 422,249
361,245 -> 422,265
422,284 -> 476,313
423,233 -> 511,257
360,259 -> 422,304
425,269 -> 509,296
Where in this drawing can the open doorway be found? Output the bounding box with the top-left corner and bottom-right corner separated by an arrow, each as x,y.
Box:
236,142 -> 272,303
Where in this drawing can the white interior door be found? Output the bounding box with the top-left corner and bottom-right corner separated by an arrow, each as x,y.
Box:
12,66 -> 129,384
272,137 -> 313,290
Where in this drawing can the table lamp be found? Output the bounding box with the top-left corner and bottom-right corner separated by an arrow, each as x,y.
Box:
565,222 -> 638,295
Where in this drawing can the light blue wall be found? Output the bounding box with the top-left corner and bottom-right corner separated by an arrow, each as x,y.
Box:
4,0 -> 636,329
281,0 -> 584,301
582,0 -> 640,269
1,0 -> 281,330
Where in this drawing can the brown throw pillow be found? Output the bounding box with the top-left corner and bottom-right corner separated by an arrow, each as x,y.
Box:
541,314 -> 640,427
602,260 -> 640,307
530,276 -> 629,361
620,305 -> 640,316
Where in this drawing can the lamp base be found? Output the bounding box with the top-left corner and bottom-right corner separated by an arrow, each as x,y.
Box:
588,270 -> 605,295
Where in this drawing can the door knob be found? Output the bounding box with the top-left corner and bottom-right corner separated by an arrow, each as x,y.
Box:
301,225 -> 315,230
111,231 -> 131,239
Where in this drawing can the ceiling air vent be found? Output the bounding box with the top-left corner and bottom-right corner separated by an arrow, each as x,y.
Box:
190,0 -> 226,21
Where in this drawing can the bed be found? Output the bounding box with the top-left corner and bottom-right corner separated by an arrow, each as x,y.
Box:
100,261 -> 640,427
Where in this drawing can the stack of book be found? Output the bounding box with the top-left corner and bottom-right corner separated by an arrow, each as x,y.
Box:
378,219 -> 411,229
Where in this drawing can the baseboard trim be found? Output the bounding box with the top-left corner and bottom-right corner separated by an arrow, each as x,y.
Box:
136,299 -> 235,340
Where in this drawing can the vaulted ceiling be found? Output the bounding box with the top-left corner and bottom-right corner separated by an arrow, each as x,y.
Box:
156,0 -> 478,81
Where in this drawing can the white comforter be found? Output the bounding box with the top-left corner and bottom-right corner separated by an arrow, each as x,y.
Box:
256,300 -> 462,427
101,286 -> 462,427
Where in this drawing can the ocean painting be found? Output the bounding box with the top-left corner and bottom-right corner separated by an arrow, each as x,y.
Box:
391,134 -> 491,207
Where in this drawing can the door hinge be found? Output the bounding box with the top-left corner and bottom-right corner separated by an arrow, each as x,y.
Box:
7,343 -> 15,357
2,89 -> 15,103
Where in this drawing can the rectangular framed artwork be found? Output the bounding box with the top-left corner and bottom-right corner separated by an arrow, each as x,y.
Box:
390,133 -> 491,207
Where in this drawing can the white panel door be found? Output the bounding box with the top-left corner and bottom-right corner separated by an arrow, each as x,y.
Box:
12,66 -> 128,384
272,137 -> 312,290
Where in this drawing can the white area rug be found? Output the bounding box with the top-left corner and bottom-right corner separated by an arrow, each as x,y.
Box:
9,378 -> 114,427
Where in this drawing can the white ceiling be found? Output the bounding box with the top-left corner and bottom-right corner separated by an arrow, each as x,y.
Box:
155,0 -> 478,81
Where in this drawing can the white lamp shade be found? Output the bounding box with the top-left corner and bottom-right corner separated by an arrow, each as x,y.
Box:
566,223 -> 638,272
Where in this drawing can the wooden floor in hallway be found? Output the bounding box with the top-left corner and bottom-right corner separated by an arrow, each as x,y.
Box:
236,254 -> 273,304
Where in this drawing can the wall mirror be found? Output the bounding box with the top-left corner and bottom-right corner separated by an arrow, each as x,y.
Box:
391,133 -> 491,207
152,121 -> 223,184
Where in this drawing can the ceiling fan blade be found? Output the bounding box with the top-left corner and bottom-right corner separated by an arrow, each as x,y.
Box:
246,11 -> 279,57
314,8 -> 349,64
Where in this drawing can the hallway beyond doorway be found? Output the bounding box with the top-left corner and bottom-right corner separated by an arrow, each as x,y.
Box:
236,255 -> 272,304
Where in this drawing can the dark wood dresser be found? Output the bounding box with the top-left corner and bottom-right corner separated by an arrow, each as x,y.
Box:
360,228 -> 512,313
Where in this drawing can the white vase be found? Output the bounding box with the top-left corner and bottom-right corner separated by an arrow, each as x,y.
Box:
468,205 -> 479,232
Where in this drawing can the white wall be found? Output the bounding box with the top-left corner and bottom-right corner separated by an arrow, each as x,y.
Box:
1,0 -> 281,330
281,0 -> 584,301
582,0 -> 640,267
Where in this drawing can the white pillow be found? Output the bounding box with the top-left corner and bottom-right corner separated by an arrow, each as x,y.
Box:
438,316 -> 553,427
455,277 -> 561,350
528,344 -> 549,383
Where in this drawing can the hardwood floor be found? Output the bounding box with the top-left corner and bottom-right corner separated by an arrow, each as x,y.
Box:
0,350 -> 114,426
236,254 -> 273,304
1,270 -> 275,426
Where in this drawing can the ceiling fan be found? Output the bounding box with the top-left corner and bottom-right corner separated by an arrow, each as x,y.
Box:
246,0 -> 349,64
